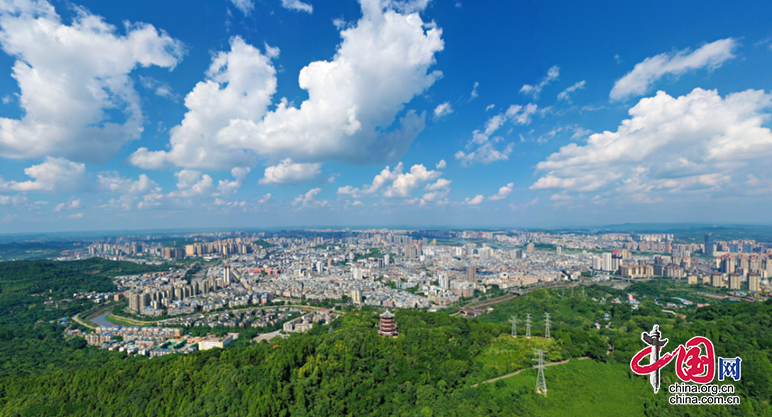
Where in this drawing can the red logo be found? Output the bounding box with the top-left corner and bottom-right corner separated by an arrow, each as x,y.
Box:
630,325 -> 715,393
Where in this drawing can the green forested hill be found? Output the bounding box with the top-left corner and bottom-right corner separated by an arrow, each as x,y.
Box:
0,300 -> 770,416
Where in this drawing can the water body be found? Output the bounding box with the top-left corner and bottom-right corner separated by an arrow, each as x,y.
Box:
91,311 -> 114,327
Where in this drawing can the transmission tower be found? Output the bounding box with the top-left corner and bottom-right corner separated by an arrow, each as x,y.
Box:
526,313 -> 532,338
533,349 -> 548,396
571,286 -> 574,297
544,312 -> 551,339
510,315 -> 517,337
582,286 -> 585,298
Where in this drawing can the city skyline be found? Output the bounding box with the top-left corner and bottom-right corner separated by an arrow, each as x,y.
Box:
1,0 -> 772,233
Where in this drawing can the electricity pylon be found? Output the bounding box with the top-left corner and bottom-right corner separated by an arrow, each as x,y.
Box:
533,349 -> 548,396
510,315 -> 517,338
526,313 -> 531,338
544,312 -> 551,339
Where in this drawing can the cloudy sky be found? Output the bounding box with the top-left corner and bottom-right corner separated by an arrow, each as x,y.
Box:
0,0 -> 771,233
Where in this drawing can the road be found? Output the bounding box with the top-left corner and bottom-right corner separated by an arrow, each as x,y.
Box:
72,313 -> 95,330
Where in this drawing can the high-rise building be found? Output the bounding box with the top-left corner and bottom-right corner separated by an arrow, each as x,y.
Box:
438,274 -> 449,289
729,274 -> 742,290
466,265 -> 476,282
526,243 -> 535,253
711,273 -> 724,288
704,233 -> 714,255
592,256 -> 602,270
556,246 -> 562,255
720,256 -> 736,274
748,274 -> 761,292
602,253 -> 613,272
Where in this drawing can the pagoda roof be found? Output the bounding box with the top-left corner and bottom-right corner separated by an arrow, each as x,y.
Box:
380,310 -> 394,318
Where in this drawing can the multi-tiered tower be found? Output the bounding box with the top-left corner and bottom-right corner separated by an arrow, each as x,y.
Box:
378,310 -> 398,337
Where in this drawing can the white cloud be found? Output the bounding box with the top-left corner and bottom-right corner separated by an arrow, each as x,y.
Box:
292,187 -> 327,208
281,0 -> 312,13
469,81 -> 478,101
0,0 -> 184,163
131,1 -> 443,171
168,170 -> 215,198
0,194 -> 27,206
509,197 -> 538,211
435,159 -> 446,169
433,102 -> 452,119
229,0 -> 255,15
485,104 -> 495,111
1,157 -> 86,192
53,198 -> 81,212
97,173 -> 158,194
456,104 -> 537,166
520,66 -> 559,100
258,193 -> 272,203
338,162 -> 445,200
139,76 -> 179,101
217,167 -> 251,195
258,159 -> 321,185
557,80 -> 586,102
532,88 -> 772,200
464,194 -> 484,205
68,212 -> 84,219
384,164 -> 441,197
488,182 -> 513,200
610,38 -> 738,101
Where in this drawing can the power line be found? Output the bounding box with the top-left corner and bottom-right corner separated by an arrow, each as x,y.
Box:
544,312 -> 551,339
533,349 -> 547,396
526,313 -> 531,338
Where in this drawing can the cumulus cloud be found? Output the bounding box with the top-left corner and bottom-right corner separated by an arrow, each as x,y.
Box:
168,170 -> 215,198
520,66 -> 559,100
463,194 -> 484,205
0,157 -> 86,192
97,173 -> 158,194
488,182 -> 513,200
217,167 -> 251,195
292,187 -> 327,208
531,88 -> 772,201
229,0 -> 254,15
258,159 -> 321,185
557,80 -> 586,102
610,38 -> 737,101
0,194 -> 27,206
435,159 -> 446,169
433,102 -> 452,119
53,198 -> 81,212
0,0 -> 184,163
337,162 -> 445,200
281,0 -> 312,13
130,1 -> 443,171
455,104 -> 537,166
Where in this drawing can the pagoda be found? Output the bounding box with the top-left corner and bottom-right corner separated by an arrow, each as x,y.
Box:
378,310 -> 398,337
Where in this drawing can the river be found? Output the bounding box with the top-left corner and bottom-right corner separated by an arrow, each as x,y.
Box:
91,311 -> 114,327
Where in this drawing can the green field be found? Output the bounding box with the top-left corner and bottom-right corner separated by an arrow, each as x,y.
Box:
492,358 -> 658,416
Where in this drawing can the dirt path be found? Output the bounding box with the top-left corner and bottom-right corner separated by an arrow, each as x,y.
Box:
471,357 -> 589,387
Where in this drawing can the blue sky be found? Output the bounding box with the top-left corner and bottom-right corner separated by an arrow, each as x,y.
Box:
1,0 -> 772,233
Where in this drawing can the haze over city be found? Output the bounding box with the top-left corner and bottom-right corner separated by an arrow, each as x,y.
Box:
0,0 -> 771,233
